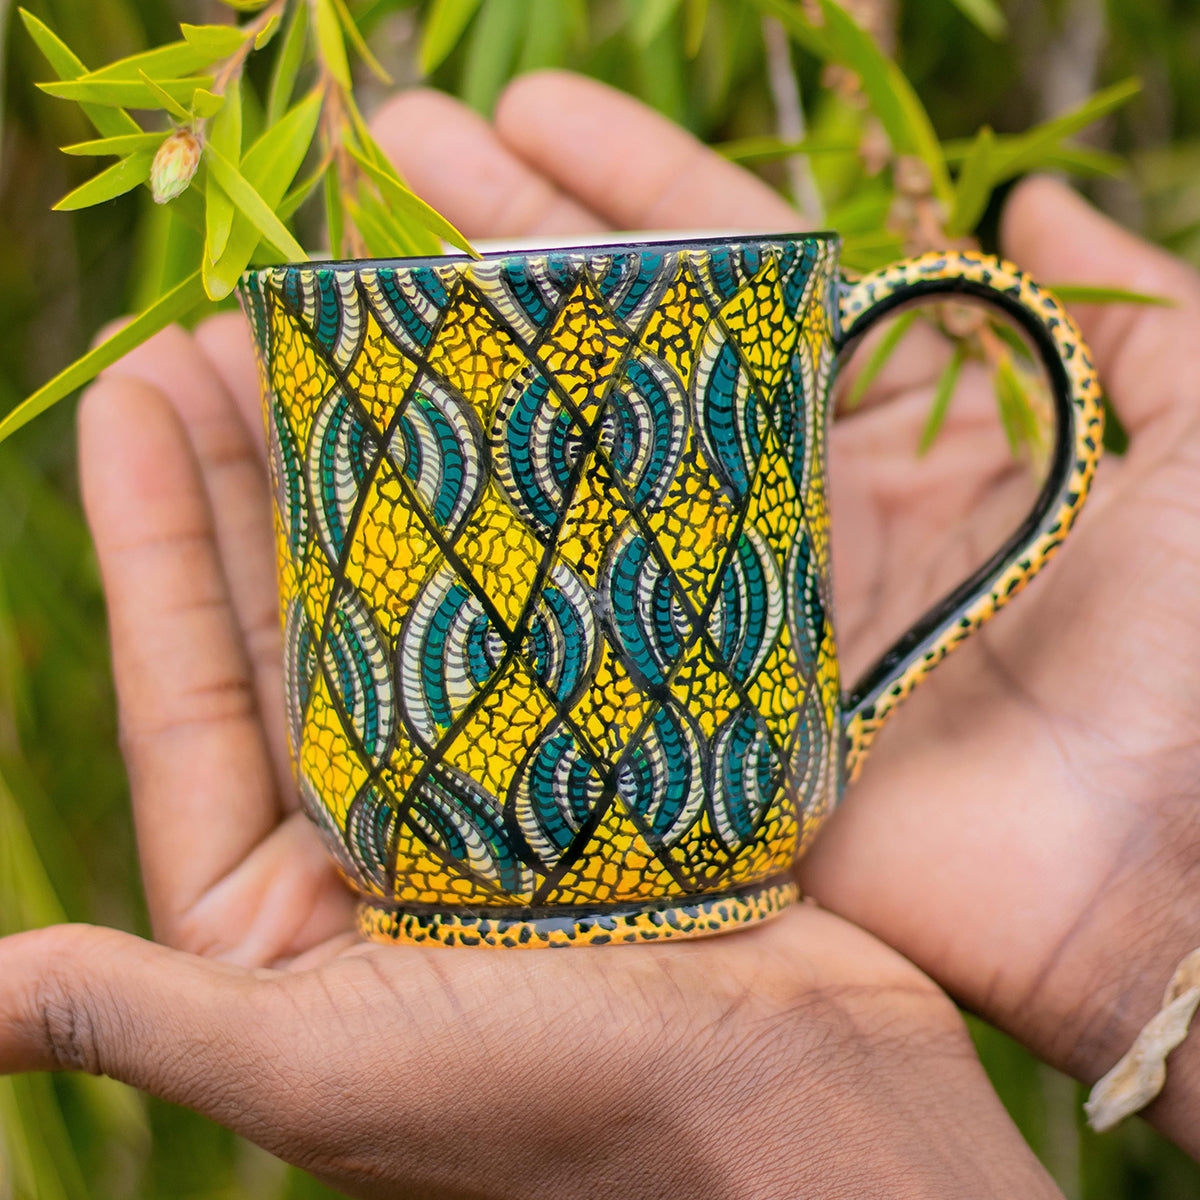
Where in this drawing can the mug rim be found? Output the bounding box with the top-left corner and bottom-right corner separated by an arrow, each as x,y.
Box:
242,228 -> 841,281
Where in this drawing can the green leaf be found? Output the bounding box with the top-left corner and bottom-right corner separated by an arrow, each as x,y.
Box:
279,151 -> 335,221
631,0 -> 683,48
461,0 -> 525,114
843,309 -> 918,409
331,0 -> 393,83
315,0 -> 352,88
996,78 -> 1142,182
745,0 -> 832,57
918,343 -> 967,454
0,271 -> 207,446
420,0 -> 484,74
817,0 -> 953,207
347,139 -> 477,256
86,41 -> 215,80
191,88 -> 226,119
516,0 -> 579,74
206,79 -> 243,263
946,0 -> 1007,39
350,188 -> 439,256
53,151 -> 155,211
325,165 -> 346,258
947,125 -> 996,236
137,70 -> 194,122
219,0 -> 272,9
943,136 -> 1126,179
1047,284 -> 1174,307
267,1 -> 309,125
19,8 -> 141,137
993,354 -> 1042,454
40,76 -> 213,112
256,13 -> 283,48
206,89 -> 324,299
204,143 -> 308,261
716,135 -> 859,162
60,132 -> 163,157
180,23 -> 248,59
684,0 -> 708,55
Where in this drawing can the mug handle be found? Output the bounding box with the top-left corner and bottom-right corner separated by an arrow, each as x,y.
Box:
835,250 -> 1104,783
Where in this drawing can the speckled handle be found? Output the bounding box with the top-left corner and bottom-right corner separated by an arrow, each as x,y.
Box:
836,251 -> 1104,783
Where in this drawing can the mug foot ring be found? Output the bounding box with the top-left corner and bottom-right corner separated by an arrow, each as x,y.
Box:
357,878 -> 799,947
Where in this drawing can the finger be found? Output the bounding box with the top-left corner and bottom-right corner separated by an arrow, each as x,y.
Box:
78,376 -> 280,939
371,87 -> 608,239
1003,176 -> 1200,436
195,311 -> 269,470
494,71 -> 800,233
100,324 -> 291,798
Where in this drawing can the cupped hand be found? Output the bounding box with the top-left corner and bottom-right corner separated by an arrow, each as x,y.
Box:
371,73 -> 1200,1147
0,77 -> 1067,1200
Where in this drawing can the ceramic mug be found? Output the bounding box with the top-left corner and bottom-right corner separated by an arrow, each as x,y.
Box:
237,234 -> 1102,948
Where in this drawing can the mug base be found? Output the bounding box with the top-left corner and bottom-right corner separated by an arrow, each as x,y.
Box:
357,877 -> 799,948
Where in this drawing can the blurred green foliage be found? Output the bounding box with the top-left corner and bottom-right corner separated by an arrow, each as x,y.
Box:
3,0 -> 1200,1196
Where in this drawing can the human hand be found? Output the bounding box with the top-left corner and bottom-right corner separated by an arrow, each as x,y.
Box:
0,84 -> 1067,1200
368,72 -> 1200,1151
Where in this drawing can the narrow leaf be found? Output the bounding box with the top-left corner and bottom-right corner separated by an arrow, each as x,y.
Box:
351,188 -> 439,256
347,139 -> 477,255
53,151 -> 155,210
844,310 -> 919,409
325,165 -> 346,258
86,41 -> 214,80
206,79 -> 243,262
1047,284 -> 1174,307
40,77 -> 213,111
631,0 -> 683,48
206,90 -> 324,298
997,79 -> 1142,181
0,272 -> 207,445
219,0 -> 272,9
19,8 -> 141,137
138,70 -> 193,122
420,0 -> 484,74
684,0 -> 708,55
256,13 -> 283,48
947,0 -> 1007,39
315,0 -> 352,88
717,135 -> 859,162
817,0 -> 953,206
918,343 -> 967,454
279,150 -> 335,220
204,143 -> 308,260
744,0 -> 832,57
994,354 -> 1042,454
943,136 -> 1126,179
947,125 -> 996,236
191,88 -> 226,118
267,1 -> 309,125
180,23 -> 247,59
331,0 -> 393,83
60,132 -> 163,157
460,0 -> 524,113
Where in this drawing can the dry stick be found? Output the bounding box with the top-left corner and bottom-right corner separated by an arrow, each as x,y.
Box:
761,16 -> 825,226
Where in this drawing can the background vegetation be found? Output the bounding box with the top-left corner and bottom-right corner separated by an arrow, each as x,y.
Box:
3,0 -> 1200,1195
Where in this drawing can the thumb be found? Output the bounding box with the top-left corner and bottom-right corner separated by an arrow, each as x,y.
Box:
1002,175 -> 1200,436
0,925 -> 267,1116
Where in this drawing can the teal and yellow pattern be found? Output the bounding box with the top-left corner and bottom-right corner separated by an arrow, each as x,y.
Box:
240,236 -> 1103,947
241,237 -> 843,945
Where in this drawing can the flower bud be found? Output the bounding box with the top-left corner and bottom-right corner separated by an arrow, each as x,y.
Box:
151,130 -> 201,205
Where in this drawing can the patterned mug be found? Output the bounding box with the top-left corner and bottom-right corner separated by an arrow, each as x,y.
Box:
238,233 -> 1102,948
